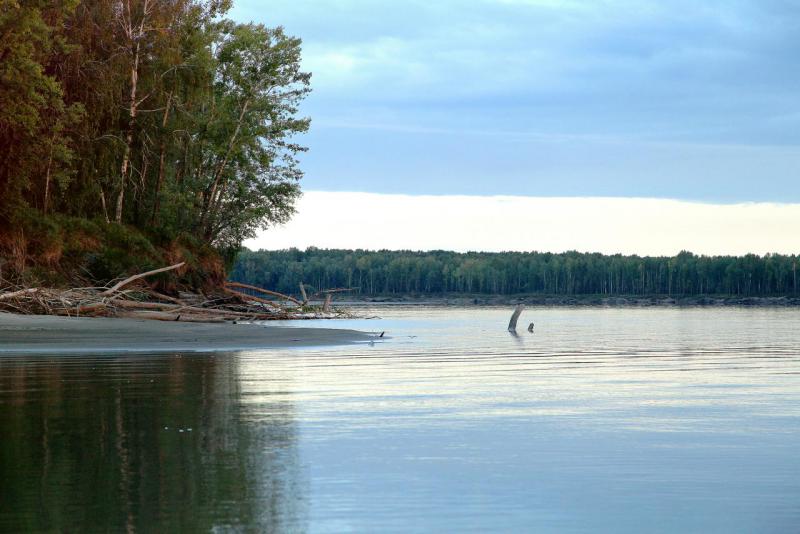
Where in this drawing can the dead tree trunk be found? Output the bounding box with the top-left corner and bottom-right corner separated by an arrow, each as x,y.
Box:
299,282 -> 308,304
115,0 -> 151,224
99,187 -> 110,223
151,90 -> 172,224
508,304 -> 524,332
101,261 -> 185,296
43,143 -> 54,214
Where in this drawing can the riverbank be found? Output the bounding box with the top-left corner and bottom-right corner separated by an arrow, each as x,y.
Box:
0,313 -> 373,354
342,294 -> 800,307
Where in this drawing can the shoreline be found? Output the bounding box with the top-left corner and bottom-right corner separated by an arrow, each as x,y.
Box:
0,313 -> 374,354
340,295 -> 800,307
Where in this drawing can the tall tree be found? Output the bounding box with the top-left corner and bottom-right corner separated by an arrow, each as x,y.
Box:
0,0 -> 311,283
196,23 -> 310,247
0,0 -> 79,223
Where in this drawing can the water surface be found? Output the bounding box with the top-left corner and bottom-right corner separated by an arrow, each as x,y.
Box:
1,307 -> 799,532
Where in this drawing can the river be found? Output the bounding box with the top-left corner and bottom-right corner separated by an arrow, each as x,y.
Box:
1,306 -> 799,532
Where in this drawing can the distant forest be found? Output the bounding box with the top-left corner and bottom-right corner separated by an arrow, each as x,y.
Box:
232,248 -> 800,297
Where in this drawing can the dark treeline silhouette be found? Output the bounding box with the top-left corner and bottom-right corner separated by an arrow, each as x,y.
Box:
232,248 -> 800,297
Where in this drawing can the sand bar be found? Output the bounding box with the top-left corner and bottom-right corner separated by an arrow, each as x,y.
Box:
0,313 -> 373,354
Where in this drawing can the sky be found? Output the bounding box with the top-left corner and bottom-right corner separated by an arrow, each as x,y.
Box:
232,0 -> 800,254
246,192 -> 800,256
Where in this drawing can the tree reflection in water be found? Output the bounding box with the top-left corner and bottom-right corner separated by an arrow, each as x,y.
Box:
0,352 -> 305,532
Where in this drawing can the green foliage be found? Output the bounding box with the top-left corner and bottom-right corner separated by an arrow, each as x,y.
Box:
0,204 -> 233,292
189,22 -> 309,247
84,224 -> 160,282
232,248 -> 800,297
0,0 -> 310,284
0,0 -> 81,219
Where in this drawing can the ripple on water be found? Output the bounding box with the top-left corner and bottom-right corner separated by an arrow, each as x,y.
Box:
1,306 -> 800,532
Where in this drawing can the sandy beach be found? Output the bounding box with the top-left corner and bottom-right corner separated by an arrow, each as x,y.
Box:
0,313 -> 373,353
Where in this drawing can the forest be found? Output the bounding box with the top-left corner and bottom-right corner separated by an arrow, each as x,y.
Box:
0,0 -> 309,285
232,248 -> 800,297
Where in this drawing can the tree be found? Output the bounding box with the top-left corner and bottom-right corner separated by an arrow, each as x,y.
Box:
231,248 -> 800,298
196,23 -> 310,248
0,0 -> 312,284
0,0 -> 80,223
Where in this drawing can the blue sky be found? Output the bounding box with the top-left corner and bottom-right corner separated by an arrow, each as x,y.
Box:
231,0 -> 800,202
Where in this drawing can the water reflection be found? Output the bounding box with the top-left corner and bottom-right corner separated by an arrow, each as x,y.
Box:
2,307 -> 800,532
0,353 -> 304,532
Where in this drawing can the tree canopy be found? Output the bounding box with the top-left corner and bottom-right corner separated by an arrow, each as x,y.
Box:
0,0 -> 310,282
233,248 -> 800,298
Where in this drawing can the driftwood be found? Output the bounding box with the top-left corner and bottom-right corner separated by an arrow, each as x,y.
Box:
508,304 -> 524,332
299,282 -> 308,304
0,288 -> 40,301
75,302 -> 109,314
313,287 -> 357,296
116,311 -> 227,323
306,287 -> 356,311
144,290 -> 184,305
222,287 -> 282,308
225,281 -> 303,306
101,262 -> 185,296
0,263 -> 354,323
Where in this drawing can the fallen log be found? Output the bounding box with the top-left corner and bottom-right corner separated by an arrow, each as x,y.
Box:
116,310 -> 227,323
101,262 -> 185,296
111,299 -> 179,311
107,299 -> 268,318
225,281 -> 302,306
313,287 -> 357,296
55,306 -> 111,318
144,290 -> 184,305
74,302 -> 108,314
222,287 -> 283,308
0,271 -> 355,323
0,288 -> 40,301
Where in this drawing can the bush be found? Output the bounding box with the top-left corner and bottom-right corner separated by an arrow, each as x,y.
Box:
0,211 -> 228,291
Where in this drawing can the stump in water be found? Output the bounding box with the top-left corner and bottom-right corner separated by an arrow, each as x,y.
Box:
508,304 -> 524,332
299,282 -> 309,305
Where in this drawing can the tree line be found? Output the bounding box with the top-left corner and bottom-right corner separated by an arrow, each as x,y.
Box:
0,0 -> 309,256
232,248 -> 800,297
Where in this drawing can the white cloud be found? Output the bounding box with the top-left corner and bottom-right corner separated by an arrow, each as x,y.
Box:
245,192 -> 800,256
232,0 -> 800,200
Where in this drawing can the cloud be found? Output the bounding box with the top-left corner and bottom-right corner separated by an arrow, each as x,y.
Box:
245,192 -> 800,256
230,0 -> 800,200
298,127 -> 800,201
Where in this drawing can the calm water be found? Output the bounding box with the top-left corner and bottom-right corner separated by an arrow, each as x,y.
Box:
1,306 -> 800,532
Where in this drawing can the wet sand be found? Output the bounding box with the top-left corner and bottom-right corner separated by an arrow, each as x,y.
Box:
0,313 -> 373,353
